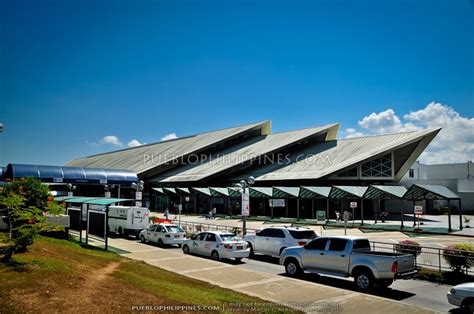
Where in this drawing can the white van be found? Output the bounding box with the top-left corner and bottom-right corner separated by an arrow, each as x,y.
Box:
108,206 -> 150,237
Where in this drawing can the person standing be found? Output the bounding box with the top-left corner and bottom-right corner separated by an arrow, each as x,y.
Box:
212,207 -> 217,219
164,208 -> 169,220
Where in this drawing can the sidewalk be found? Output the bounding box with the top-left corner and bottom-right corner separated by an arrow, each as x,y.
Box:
105,237 -> 435,313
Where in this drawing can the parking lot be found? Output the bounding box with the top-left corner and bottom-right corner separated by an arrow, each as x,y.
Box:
82,227 -> 460,314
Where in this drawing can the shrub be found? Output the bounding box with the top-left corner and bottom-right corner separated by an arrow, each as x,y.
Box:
395,239 -> 422,256
443,243 -> 474,273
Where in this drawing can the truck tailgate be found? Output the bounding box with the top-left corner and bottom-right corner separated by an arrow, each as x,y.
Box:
396,254 -> 415,273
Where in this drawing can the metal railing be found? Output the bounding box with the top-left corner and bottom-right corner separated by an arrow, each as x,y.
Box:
371,241 -> 474,276
177,219 -> 258,237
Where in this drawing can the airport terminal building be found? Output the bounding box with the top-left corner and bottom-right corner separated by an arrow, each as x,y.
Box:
63,121 -> 446,218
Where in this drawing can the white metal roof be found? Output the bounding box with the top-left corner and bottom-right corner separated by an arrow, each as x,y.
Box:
238,128 -> 440,182
66,121 -> 270,175
154,124 -> 339,182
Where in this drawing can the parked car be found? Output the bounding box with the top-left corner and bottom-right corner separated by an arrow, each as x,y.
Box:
182,231 -> 250,261
243,226 -> 318,257
140,224 -> 186,247
108,206 -> 150,237
280,236 -> 417,290
447,283 -> 474,311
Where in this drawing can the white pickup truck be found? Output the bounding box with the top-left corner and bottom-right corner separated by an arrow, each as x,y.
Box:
280,236 -> 417,290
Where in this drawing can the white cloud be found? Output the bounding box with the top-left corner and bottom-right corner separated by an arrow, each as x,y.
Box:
344,128 -> 365,139
102,135 -> 122,147
161,133 -> 178,141
358,109 -> 419,133
128,139 -> 145,148
349,102 -> 474,164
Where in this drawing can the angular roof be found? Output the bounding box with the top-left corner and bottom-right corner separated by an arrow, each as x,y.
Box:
404,184 -> 460,200
154,124 -> 339,183
236,128 -> 440,182
66,121 -> 270,175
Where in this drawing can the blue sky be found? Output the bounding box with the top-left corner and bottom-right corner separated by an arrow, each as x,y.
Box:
1,0 -> 473,165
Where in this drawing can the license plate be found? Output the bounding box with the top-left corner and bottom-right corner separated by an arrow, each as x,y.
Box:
236,246 -> 243,250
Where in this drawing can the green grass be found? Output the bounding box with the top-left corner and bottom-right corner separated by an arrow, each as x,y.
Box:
0,234 -> 298,313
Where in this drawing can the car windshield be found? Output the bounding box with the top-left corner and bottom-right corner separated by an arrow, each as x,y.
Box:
288,230 -> 316,240
164,225 -> 184,233
219,234 -> 241,242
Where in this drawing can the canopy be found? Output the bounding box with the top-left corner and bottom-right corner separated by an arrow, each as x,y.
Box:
163,187 -> 177,194
176,187 -> 191,195
83,198 -> 133,205
364,185 -> 407,199
404,184 -> 460,200
228,187 -> 242,197
299,186 -> 331,198
61,197 -> 101,203
5,163 -> 137,185
192,187 -> 212,196
329,186 -> 368,199
273,187 -> 300,198
209,187 -> 229,197
152,187 -> 165,194
249,187 -> 273,198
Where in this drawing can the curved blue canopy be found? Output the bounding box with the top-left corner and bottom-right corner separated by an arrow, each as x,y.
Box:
5,164 -> 138,185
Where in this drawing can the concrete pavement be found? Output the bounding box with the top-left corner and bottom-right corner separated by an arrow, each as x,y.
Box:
104,237 -> 436,313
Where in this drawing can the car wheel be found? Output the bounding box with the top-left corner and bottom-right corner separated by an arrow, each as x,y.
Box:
235,257 -> 243,262
211,250 -> 220,261
140,235 -> 146,243
462,298 -> 474,312
183,245 -> 190,254
284,258 -> 302,277
247,243 -> 254,258
354,270 -> 374,291
158,239 -> 164,247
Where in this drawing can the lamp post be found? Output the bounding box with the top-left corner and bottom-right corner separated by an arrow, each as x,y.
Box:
234,176 -> 255,236
131,180 -> 145,206
66,183 -> 76,197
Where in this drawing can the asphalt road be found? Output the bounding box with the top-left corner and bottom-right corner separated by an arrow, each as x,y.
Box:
156,244 -> 459,313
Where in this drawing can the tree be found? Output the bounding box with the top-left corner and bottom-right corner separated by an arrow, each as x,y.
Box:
0,178 -> 65,260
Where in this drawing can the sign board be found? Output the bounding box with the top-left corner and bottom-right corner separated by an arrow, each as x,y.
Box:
414,205 -> 423,215
178,204 -> 183,213
185,197 -> 190,202
135,201 -> 142,207
343,211 -> 350,223
67,191 -> 73,197
100,179 -> 107,184
241,192 -> 250,216
53,178 -> 63,183
104,191 -> 111,198
269,199 -> 285,207
350,201 -> 357,208
135,191 -> 142,200
81,204 -> 88,221
316,211 -> 326,222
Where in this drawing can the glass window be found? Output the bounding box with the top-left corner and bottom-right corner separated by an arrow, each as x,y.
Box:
353,239 -> 370,251
257,229 -> 272,237
270,229 -> 285,238
196,233 -> 207,241
148,225 -> 157,232
306,238 -> 328,250
155,225 -> 164,232
289,230 -> 316,240
361,154 -> 392,178
409,169 -> 414,178
165,225 -> 184,233
206,233 -> 217,242
328,239 -> 348,251
219,234 -> 241,242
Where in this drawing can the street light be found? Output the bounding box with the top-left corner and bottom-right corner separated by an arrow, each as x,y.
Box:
131,181 -> 145,206
234,176 -> 255,236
